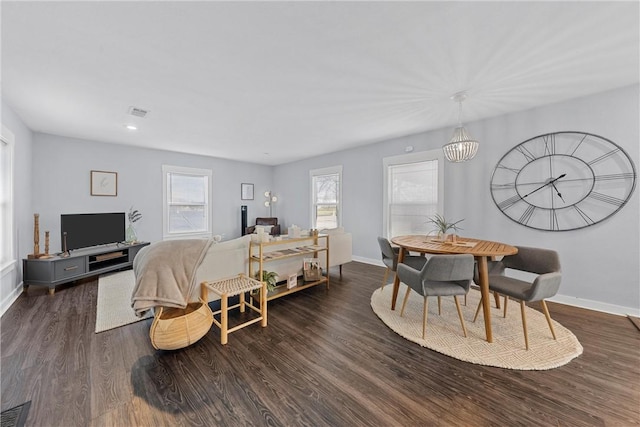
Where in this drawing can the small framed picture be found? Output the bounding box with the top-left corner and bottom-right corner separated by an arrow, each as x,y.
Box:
241,183 -> 254,200
287,273 -> 297,289
91,170 -> 117,196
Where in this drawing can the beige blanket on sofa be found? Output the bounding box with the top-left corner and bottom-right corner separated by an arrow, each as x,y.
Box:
131,239 -> 212,317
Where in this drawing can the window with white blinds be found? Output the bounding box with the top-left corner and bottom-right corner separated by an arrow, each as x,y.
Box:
162,165 -> 212,240
383,150 -> 444,238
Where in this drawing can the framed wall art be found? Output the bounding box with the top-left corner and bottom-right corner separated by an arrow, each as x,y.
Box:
91,170 -> 118,196
241,183 -> 254,200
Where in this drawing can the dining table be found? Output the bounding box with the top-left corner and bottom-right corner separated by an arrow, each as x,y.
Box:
390,235 -> 518,343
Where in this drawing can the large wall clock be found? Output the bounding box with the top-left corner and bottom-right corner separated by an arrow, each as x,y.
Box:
490,131 -> 636,231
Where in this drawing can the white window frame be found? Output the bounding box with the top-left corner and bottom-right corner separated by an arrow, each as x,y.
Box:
382,149 -> 444,238
1,124 -> 16,276
162,165 -> 213,240
310,165 -> 343,230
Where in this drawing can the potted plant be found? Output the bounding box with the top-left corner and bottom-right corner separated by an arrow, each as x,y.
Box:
258,270 -> 279,293
427,214 -> 464,241
126,206 -> 142,243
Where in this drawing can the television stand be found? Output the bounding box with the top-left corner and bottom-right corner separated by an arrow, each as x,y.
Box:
22,242 -> 149,295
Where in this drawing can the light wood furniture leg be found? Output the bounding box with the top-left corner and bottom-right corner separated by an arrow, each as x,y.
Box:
473,299 -> 482,323
476,256 -> 493,343
422,297 -> 429,339
540,300 -> 556,340
454,296 -> 467,337
48,288 -> 55,296
260,281 -> 267,327
221,293 -> 229,345
240,291 -> 245,313
380,268 -> 390,291
391,248 -> 406,310
520,300 -> 529,350
438,296 -> 442,315
400,286 -> 411,317
503,295 -> 509,318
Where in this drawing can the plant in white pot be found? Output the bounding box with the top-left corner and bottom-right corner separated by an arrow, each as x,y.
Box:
427,214 -> 464,242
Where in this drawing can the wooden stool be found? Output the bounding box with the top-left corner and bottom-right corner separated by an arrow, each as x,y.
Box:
202,274 -> 267,345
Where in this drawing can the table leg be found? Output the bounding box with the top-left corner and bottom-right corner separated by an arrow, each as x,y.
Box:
391,247 -> 406,310
476,256 -> 493,343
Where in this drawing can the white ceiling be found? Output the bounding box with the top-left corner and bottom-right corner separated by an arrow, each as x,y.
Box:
2,1 -> 638,165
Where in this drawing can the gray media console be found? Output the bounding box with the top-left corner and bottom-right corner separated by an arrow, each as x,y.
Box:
22,242 -> 150,295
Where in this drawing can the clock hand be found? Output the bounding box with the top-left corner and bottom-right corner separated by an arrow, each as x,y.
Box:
551,182 -> 565,203
522,173 -> 566,198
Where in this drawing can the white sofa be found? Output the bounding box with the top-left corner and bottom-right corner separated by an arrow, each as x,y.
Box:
318,227 -> 353,276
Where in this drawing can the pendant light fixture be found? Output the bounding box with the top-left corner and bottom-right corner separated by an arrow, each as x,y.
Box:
442,92 -> 479,162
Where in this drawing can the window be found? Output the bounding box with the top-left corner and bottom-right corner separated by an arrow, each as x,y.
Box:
1,125 -> 15,273
310,166 -> 342,230
383,150 -> 443,238
162,165 -> 212,240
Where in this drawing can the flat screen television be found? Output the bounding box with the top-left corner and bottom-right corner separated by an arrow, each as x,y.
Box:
61,212 -> 125,251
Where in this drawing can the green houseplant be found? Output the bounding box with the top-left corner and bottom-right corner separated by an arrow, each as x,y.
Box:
258,270 -> 279,293
126,206 -> 142,243
428,214 -> 464,239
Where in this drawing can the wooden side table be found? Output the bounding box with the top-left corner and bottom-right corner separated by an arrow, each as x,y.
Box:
202,274 -> 267,345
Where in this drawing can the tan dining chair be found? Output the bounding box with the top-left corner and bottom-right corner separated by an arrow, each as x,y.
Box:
473,246 -> 562,350
377,237 -> 427,292
397,254 -> 475,339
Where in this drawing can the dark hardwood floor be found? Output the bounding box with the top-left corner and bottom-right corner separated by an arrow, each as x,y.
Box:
2,262 -> 639,426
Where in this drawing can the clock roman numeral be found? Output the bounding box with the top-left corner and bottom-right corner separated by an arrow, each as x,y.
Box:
519,205 -> 536,225
515,145 -> 537,162
595,173 -> 635,181
491,182 -> 516,190
550,209 -> 559,231
588,192 -> 625,206
569,133 -> 589,156
543,134 -> 556,156
496,164 -> 521,174
588,148 -> 620,166
573,205 -> 594,225
498,194 -> 523,210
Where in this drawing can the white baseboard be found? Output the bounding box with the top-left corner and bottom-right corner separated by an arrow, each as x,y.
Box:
351,257 -> 639,317
1,281 -> 23,317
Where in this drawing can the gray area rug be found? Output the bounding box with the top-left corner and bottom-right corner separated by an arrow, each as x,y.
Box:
95,270 -> 152,333
371,284 -> 583,370
1,401 -> 30,427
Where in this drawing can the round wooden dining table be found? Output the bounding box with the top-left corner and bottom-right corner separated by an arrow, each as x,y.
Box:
390,235 -> 518,343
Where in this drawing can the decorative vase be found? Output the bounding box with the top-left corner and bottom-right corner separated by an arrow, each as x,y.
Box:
125,223 -> 137,244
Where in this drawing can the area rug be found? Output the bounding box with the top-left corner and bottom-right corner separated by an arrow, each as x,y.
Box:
95,270 -> 152,333
1,401 -> 30,427
371,284 -> 583,370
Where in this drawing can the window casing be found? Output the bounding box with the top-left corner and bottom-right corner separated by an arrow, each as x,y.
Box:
162,165 -> 212,240
310,166 -> 342,230
1,125 -> 15,274
383,150 -> 444,238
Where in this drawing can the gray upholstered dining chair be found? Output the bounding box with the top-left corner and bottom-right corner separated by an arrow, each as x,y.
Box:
397,254 -> 475,339
473,246 -> 561,350
377,237 -> 428,292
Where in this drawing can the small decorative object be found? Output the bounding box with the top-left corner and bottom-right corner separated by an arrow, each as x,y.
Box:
428,213 -> 464,241
287,273 -> 297,289
90,170 -> 118,196
241,183 -> 254,200
303,257 -> 322,281
126,206 -> 142,244
28,213 -> 41,259
258,270 -> 279,292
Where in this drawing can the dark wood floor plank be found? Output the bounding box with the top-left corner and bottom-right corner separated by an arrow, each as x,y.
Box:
1,261 -> 639,426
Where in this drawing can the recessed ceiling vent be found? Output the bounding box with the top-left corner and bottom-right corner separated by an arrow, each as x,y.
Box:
127,106 -> 149,118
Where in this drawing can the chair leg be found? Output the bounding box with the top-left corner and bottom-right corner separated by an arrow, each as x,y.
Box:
380,268 -> 390,291
422,297 -> 429,339
437,296 -> 442,315
494,291 -> 501,309
339,264 -> 343,277
540,300 -> 557,340
520,300 -> 529,350
473,299 -> 482,323
400,286 -> 411,317
464,293 -> 467,306
454,296 -> 467,337
503,295 -> 508,318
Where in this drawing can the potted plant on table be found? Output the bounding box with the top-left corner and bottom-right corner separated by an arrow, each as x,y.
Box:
428,214 -> 464,242
126,206 -> 142,244
258,270 -> 279,293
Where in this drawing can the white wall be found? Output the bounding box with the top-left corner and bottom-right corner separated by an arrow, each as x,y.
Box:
1,100 -> 34,314
274,85 -> 640,314
31,133 -> 274,251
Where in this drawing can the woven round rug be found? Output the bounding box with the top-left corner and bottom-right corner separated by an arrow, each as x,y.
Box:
371,284 -> 583,370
